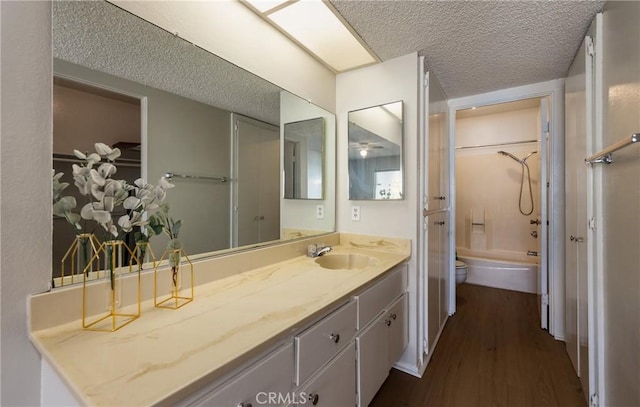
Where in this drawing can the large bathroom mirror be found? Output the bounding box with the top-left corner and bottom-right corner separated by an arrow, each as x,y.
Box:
348,101 -> 404,200
51,1 -> 336,286
283,118 -> 324,200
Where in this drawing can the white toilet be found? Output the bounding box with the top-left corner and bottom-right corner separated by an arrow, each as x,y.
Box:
455,260 -> 468,284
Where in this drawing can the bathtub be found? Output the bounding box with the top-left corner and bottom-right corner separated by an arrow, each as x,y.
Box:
457,251 -> 539,294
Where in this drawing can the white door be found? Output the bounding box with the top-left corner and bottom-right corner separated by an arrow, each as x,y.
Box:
538,97 -> 549,330
233,116 -> 280,247
565,35 -> 592,396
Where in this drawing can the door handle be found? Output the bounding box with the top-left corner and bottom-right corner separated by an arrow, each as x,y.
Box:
570,235 -> 584,242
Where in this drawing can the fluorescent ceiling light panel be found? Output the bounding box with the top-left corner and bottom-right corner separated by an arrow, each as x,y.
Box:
246,0 -> 289,13
266,0 -> 377,72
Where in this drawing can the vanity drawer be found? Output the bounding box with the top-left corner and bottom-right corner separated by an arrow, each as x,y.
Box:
295,343 -> 356,407
355,264 -> 407,329
189,343 -> 293,407
295,300 -> 356,386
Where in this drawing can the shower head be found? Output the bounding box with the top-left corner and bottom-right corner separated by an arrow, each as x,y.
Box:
522,151 -> 538,162
497,150 -> 522,163
497,150 -> 538,164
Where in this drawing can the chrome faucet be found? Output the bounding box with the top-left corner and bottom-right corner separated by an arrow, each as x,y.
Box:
307,244 -> 332,258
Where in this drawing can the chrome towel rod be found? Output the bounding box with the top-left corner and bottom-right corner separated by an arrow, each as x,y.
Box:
585,133 -> 639,165
164,172 -> 228,182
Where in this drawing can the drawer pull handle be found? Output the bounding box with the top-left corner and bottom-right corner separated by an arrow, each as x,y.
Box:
329,333 -> 340,343
308,393 -> 320,405
384,319 -> 391,326
237,403 -> 252,407
390,313 -> 397,320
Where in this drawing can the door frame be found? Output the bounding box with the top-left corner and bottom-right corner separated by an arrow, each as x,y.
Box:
447,79 -> 566,338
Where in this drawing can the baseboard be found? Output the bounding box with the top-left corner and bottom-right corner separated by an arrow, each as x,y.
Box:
392,360 -> 421,378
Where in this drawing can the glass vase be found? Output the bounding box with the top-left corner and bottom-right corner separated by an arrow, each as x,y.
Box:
154,247 -> 194,309
60,233 -> 100,286
82,240 -> 141,332
133,241 -> 156,271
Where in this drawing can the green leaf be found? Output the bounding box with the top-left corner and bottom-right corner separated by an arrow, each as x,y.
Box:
172,220 -> 182,238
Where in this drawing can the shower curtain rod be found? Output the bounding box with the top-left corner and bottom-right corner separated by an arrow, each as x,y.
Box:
455,139 -> 538,150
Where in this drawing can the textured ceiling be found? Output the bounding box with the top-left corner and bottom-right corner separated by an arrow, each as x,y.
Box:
331,0 -> 605,98
53,1 -> 281,125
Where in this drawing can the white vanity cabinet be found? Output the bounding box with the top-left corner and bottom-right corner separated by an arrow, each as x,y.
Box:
295,343 -> 356,407
355,265 -> 409,407
186,343 -> 294,407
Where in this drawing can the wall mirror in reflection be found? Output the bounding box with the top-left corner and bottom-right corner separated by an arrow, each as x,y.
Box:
283,118 -> 324,200
348,101 -> 403,200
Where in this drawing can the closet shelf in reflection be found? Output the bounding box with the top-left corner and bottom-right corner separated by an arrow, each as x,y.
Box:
163,172 -> 228,183
53,153 -> 141,167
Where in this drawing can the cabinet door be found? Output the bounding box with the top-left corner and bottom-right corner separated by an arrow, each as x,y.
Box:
191,343 -> 293,407
387,293 -> 409,368
296,343 -> 356,407
438,215 -> 449,328
426,214 -> 441,353
356,315 -> 389,407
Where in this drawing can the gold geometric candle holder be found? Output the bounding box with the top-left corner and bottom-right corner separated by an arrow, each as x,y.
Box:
82,240 -> 141,332
154,247 -> 194,309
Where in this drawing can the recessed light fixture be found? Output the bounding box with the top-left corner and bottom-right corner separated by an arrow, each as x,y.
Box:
243,0 -> 379,72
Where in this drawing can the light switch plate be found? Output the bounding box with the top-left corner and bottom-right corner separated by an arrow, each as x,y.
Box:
316,205 -> 324,219
351,205 -> 361,221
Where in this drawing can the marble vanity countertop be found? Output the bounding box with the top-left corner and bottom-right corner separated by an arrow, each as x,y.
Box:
30,239 -> 409,406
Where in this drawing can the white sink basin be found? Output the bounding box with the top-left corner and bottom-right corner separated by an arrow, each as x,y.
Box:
314,253 -> 373,270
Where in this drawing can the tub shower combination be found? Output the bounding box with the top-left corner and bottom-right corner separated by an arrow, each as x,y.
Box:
456,149 -> 540,294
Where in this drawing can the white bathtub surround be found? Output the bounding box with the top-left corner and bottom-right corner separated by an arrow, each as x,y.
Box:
29,233 -> 409,406
457,250 -> 538,294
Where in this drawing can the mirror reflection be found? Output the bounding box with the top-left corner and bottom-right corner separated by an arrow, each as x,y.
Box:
283,118 -> 324,200
51,1 -> 336,286
348,101 -> 404,200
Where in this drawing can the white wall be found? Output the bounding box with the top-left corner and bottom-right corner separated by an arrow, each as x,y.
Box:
0,1 -> 52,405
280,91 -> 336,235
600,1 -> 640,404
337,53 -> 421,374
111,1 -> 336,113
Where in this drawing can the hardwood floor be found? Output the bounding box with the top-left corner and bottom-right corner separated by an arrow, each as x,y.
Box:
370,284 -> 586,407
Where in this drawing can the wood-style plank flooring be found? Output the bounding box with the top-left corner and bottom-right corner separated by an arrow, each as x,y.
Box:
370,284 -> 586,407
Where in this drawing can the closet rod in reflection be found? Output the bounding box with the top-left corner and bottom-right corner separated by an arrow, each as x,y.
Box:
584,133 -> 639,165
164,172 -> 228,183
455,139 -> 538,150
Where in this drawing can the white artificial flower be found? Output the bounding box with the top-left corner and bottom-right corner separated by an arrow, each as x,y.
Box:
118,215 -> 132,231
90,183 -> 105,201
89,168 -> 106,187
106,148 -> 121,161
80,203 -> 94,220
123,196 -> 141,210
94,143 -> 112,156
97,163 -> 117,178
